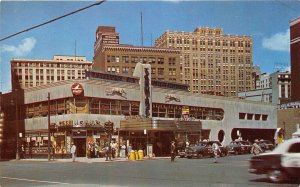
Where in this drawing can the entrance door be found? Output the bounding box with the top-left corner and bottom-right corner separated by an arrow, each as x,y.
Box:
73,138 -> 86,157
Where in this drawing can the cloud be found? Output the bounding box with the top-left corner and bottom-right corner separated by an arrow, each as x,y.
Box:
262,29 -> 290,52
1,37 -> 37,56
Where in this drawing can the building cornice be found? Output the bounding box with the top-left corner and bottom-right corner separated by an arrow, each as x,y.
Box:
11,59 -> 93,64
102,45 -> 180,54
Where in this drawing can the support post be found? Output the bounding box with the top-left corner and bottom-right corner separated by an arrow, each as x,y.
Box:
47,92 -> 51,161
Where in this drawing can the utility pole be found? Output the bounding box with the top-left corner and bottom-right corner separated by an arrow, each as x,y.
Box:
47,92 -> 51,161
15,89 -> 20,160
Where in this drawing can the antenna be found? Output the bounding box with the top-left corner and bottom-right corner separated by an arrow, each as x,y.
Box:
75,40 -> 77,61
141,12 -> 144,46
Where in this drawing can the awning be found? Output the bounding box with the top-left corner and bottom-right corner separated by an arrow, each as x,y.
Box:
120,118 -> 202,131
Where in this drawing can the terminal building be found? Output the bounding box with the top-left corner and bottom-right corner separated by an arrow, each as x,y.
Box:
16,63 -> 277,158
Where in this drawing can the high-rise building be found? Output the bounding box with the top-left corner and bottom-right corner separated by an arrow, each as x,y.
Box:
93,26 -> 181,83
155,27 -> 254,97
11,55 -> 92,89
290,17 -> 300,102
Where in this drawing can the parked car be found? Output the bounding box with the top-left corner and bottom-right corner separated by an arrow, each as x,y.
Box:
185,145 -> 209,159
258,140 -> 275,152
226,141 -> 243,154
249,138 -> 300,183
239,140 -> 252,154
204,141 -> 228,157
177,147 -> 187,158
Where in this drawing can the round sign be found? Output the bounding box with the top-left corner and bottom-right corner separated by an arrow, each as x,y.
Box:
71,83 -> 84,96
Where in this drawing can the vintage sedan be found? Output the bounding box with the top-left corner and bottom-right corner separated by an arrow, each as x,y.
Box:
249,138 -> 300,183
185,145 -> 208,159
227,140 -> 251,154
258,140 -> 275,152
204,141 -> 228,157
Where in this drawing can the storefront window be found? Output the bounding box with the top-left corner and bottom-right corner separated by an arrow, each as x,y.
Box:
100,99 -> 111,115
120,101 -> 130,116
90,98 -> 100,114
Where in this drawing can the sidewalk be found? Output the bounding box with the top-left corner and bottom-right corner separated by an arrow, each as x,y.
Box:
14,156 -> 169,163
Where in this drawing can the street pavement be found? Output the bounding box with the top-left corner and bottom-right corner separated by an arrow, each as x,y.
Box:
1,154 -> 299,187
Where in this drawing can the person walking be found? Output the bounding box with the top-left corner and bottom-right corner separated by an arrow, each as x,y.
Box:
70,143 -> 76,162
251,139 -> 263,155
212,142 -> 220,163
170,141 -> 176,162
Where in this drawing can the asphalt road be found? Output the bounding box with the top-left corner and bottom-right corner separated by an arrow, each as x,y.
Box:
0,154 -> 299,187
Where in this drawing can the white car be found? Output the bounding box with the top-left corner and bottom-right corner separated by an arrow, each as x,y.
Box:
249,138 -> 300,183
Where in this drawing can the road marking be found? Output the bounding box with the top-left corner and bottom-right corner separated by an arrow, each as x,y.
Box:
1,177 -> 70,185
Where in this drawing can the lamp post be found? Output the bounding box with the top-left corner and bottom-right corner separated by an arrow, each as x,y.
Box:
47,92 -> 51,161
14,89 -> 20,160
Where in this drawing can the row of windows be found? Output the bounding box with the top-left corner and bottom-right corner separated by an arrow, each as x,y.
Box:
23,98 -> 224,121
168,38 -> 251,48
106,56 -> 177,65
107,66 -> 176,77
239,113 -> 268,121
15,62 -> 90,69
16,68 -> 86,75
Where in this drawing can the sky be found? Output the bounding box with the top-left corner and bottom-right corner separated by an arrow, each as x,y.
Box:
0,0 -> 300,93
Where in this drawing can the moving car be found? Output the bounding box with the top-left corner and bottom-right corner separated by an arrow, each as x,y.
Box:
249,138 -> 300,183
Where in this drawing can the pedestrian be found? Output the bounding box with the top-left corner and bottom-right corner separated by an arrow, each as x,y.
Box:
105,142 -> 110,161
170,141 -> 176,162
51,144 -> 55,160
70,143 -> 76,162
120,143 -> 126,158
212,142 -> 220,163
21,144 -> 25,159
251,139 -> 263,155
127,143 -> 132,158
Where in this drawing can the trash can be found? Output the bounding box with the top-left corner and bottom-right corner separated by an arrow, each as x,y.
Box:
129,150 -> 135,161
135,150 -> 139,160
138,150 -> 144,160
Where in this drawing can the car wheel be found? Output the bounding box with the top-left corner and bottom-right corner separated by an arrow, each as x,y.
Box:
267,169 -> 286,183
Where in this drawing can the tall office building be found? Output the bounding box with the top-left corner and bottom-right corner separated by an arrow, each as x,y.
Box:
11,55 -> 92,89
93,26 -> 181,83
290,17 -> 300,102
155,27 -> 254,97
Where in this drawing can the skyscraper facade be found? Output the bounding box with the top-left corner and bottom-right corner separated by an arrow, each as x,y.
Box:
11,55 -> 92,90
290,17 -> 300,102
155,27 -> 254,97
93,26 -> 181,83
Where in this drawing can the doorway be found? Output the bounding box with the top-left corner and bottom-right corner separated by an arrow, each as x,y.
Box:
73,138 -> 86,157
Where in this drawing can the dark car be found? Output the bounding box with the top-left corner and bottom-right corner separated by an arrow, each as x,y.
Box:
258,140 -> 275,152
185,145 -> 209,159
177,147 -> 187,158
227,140 -> 251,154
249,138 -> 300,183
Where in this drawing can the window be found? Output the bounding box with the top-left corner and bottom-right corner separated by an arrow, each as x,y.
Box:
288,143 -> 300,153
255,114 -> 261,120
239,113 -> 246,120
247,113 -> 253,120
157,58 -> 164,64
262,114 -> 268,121
158,68 -> 164,75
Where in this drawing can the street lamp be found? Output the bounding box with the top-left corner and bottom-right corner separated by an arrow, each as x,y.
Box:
47,92 -> 51,161
12,89 -> 20,160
